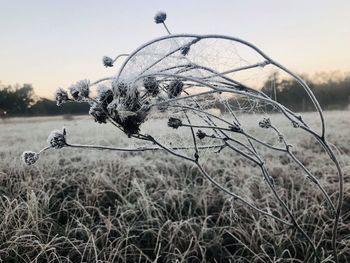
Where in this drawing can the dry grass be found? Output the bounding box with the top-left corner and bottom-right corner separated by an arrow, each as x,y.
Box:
0,111 -> 349,262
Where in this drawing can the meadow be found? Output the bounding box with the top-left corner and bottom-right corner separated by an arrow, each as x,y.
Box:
0,111 -> 349,262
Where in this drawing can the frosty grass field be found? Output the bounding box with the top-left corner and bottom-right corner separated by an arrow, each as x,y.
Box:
0,110 -> 349,262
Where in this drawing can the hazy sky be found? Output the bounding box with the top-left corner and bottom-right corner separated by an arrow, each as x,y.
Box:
1,0 -> 349,98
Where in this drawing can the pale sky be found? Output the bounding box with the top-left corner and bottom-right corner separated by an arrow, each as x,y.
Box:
1,0 -> 349,98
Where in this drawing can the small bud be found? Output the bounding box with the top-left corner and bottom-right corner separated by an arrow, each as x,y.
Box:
278,134 -> 284,143
89,103 -> 108,124
259,118 -> 271,129
22,151 -> 39,165
112,80 -> 127,97
69,80 -> 90,101
143,76 -> 159,96
96,85 -> 113,105
102,56 -> 114,67
196,130 -> 207,140
180,45 -> 190,56
292,121 -> 300,128
47,128 -> 67,149
168,117 -> 182,129
154,11 -> 167,24
168,80 -> 183,98
54,88 -> 68,106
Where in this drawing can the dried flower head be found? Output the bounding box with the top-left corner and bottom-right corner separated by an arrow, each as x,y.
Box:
292,121 -> 300,128
47,128 -> 67,149
54,88 -> 69,106
102,56 -> 114,67
143,76 -> 160,96
97,85 -> 113,105
89,103 -> 108,124
69,79 -> 90,101
259,118 -> 271,129
107,91 -> 147,136
154,11 -> 167,24
196,130 -> 207,140
22,151 -> 39,165
112,80 -> 128,97
168,117 -> 182,129
168,79 -> 183,98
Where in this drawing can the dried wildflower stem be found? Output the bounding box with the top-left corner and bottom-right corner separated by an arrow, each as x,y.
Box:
193,161 -> 292,226
224,133 -> 321,261
148,135 -> 293,226
260,166 -> 321,262
314,138 -> 343,263
161,22 -> 171,35
287,149 -> 336,214
117,33 -> 324,131
137,72 -> 305,129
222,137 -> 320,262
187,120 -> 337,217
112,54 -> 129,63
65,143 -> 223,152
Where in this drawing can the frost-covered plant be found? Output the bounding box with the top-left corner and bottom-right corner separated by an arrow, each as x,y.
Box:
23,11 -> 344,263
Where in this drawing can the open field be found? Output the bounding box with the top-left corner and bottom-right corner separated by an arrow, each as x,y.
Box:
0,111 -> 349,262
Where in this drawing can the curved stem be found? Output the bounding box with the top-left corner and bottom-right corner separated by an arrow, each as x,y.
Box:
194,162 -> 292,226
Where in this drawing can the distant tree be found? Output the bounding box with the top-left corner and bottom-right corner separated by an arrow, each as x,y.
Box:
261,73 -> 350,112
29,98 -> 89,116
0,83 -> 35,115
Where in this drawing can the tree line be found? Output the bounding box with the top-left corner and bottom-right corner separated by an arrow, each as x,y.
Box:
260,73 -> 350,111
0,83 -> 89,117
0,74 -> 349,117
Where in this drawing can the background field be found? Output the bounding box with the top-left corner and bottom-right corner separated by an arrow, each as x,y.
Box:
0,111 -> 349,262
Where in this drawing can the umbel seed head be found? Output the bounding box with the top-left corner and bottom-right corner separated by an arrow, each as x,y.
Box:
89,103 -> 108,124
54,88 -> 68,106
143,76 -> 160,96
196,130 -> 207,140
168,117 -> 182,129
22,151 -> 39,165
168,79 -> 183,98
259,118 -> 272,129
69,79 -> 90,101
102,56 -> 114,67
47,128 -> 67,149
154,11 -> 167,24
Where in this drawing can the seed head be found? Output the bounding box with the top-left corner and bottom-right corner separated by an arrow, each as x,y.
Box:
292,121 -> 300,128
196,130 -> 207,140
22,151 -> 39,165
102,56 -> 114,67
143,76 -> 159,96
112,80 -> 128,97
154,11 -> 167,24
47,128 -> 67,149
107,93 -> 147,136
168,79 -> 183,98
54,88 -> 69,106
69,79 -> 90,101
259,118 -> 271,129
168,117 -> 182,129
89,103 -> 108,124
96,85 -> 113,105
